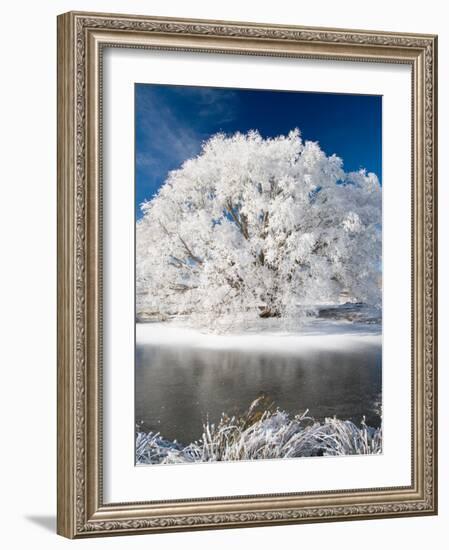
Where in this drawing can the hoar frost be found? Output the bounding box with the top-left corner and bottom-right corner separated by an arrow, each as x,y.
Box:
137,129 -> 381,327
136,397 -> 382,465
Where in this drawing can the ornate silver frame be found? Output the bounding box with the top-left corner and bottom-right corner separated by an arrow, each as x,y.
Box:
57,11 -> 438,538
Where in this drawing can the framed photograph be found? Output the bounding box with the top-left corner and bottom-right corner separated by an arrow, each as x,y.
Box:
57,11 -> 438,538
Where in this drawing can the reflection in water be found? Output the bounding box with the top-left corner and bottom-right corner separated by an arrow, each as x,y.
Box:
135,343 -> 382,446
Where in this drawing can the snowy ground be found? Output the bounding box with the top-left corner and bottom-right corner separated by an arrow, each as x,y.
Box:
136,316 -> 381,354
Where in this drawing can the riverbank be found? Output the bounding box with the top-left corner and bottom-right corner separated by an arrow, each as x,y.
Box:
136,398 -> 382,465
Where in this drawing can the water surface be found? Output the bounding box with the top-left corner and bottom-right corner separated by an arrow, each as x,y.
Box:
135,334 -> 382,445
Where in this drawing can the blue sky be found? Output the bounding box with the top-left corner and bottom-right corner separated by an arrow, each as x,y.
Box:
135,84 -> 381,219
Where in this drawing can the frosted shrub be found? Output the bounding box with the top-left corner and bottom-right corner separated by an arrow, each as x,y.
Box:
136,397 -> 382,465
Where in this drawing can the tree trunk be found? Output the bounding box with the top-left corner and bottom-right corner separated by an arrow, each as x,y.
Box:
259,308 -> 280,318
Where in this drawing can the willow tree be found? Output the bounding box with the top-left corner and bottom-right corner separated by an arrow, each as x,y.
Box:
136,130 -> 381,325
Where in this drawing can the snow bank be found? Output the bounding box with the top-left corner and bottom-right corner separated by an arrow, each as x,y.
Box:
136,318 -> 381,354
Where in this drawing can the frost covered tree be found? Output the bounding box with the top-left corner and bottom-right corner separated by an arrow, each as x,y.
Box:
136,129 -> 381,325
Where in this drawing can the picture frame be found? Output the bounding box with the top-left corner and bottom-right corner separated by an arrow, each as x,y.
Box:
57,11 -> 438,538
